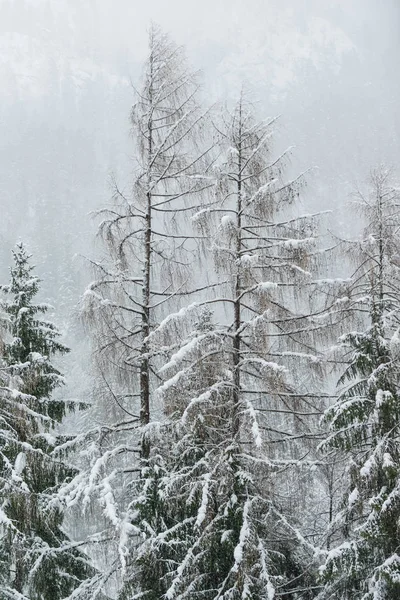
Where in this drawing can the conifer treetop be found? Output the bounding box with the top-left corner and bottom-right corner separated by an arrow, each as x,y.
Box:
0,242 -> 69,407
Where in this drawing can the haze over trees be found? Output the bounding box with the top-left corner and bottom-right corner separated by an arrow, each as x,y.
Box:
1,10 -> 400,600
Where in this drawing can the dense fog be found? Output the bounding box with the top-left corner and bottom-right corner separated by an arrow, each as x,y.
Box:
1,0 -> 399,306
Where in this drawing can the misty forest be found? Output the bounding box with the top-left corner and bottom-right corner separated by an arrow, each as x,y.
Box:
1,1 -> 400,599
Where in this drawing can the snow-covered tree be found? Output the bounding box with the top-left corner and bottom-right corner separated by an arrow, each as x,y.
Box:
319,168 -> 400,599
203,92 -> 330,535
118,94 -> 333,599
121,305 -> 317,599
1,242 -> 70,402
83,22 -> 212,454
59,25 -> 214,596
0,243 -> 93,599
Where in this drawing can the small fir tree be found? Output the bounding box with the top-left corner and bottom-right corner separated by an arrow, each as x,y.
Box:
2,242 -> 69,405
0,243 -> 93,600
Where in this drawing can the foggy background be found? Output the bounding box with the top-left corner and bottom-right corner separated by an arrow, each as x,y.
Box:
0,0 -> 399,375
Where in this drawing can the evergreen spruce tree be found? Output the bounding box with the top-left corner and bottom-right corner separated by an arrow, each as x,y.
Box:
0,243 -> 93,599
121,306 -> 317,600
319,168 -> 400,599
